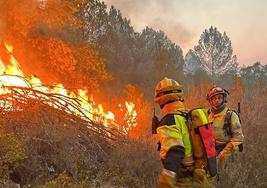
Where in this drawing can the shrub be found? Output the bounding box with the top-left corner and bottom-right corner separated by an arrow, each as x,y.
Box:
0,129 -> 26,183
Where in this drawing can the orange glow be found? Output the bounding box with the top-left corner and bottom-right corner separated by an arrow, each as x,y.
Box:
124,101 -> 137,133
0,42 -> 137,134
4,43 -> 13,53
0,58 -> 5,74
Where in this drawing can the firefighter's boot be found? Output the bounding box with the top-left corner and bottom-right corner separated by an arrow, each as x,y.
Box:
158,169 -> 177,188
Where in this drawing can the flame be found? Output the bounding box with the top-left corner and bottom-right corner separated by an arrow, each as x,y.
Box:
124,101 -> 137,133
1,43 -> 24,76
4,43 -> 13,53
0,58 -> 6,74
0,42 -> 137,134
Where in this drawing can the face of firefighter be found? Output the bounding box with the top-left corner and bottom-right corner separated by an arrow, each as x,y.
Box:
209,94 -> 224,109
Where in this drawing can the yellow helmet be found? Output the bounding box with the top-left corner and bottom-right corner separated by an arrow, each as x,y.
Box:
155,77 -> 184,106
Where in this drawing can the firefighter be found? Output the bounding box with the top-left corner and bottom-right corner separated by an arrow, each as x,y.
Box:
154,77 -> 195,188
206,86 -> 244,160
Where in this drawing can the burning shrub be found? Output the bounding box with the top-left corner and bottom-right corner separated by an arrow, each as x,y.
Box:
0,83 -> 126,186
1,0 -> 110,91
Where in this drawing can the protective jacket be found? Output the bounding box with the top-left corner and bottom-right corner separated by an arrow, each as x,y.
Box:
157,101 -> 194,172
208,106 -> 244,156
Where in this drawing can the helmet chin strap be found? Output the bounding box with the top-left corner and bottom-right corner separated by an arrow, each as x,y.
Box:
160,100 -> 175,109
160,99 -> 184,109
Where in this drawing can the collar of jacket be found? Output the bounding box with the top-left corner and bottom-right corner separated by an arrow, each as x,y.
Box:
211,106 -> 228,117
162,101 -> 186,116
211,103 -> 227,114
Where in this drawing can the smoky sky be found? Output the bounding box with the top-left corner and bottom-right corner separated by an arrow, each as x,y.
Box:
104,0 -> 195,50
103,0 -> 267,65
0,1 -> 6,40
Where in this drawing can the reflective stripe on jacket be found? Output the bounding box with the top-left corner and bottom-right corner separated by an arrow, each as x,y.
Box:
157,101 -> 194,166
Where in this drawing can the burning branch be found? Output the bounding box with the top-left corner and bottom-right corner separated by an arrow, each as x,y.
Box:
0,74 -> 126,141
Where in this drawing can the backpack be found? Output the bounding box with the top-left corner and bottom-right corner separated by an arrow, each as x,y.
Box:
177,108 -> 217,177
223,107 -> 243,152
152,108 -> 217,177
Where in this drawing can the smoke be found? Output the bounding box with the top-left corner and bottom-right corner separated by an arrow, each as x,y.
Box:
104,0 -> 267,65
103,0 -> 195,52
148,17 -> 194,51
0,18 -> 4,41
0,1 -> 7,40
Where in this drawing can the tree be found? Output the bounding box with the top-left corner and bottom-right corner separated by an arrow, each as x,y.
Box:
0,0 -> 110,89
140,27 -> 184,83
240,62 -> 267,80
76,0 -> 109,43
184,49 -> 202,74
190,26 -> 238,80
240,62 -> 267,89
2,0 -> 78,38
76,1 -> 185,99
102,6 -> 137,78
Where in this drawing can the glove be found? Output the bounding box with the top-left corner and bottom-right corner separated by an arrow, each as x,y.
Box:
217,142 -> 233,160
158,169 -> 177,188
193,168 -> 207,183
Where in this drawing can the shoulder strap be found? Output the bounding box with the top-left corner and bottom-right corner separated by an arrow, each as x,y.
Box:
176,110 -> 189,119
181,107 -> 204,120
158,114 -> 175,127
207,108 -> 211,116
223,109 -> 243,152
223,109 -> 235,137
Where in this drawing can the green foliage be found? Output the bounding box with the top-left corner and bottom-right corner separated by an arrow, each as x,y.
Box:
140,27 -> 185,82
0,130 -> 26,182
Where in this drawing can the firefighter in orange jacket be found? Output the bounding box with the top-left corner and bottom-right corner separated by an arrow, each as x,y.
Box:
206,86 -> 244,160
154,78 -> 194,188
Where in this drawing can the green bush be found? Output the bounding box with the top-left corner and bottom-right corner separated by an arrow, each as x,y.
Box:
35,171 -> 91,188
0,129 -> 26,183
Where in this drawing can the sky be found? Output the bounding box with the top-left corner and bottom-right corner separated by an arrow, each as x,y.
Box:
103,0 -> 267,66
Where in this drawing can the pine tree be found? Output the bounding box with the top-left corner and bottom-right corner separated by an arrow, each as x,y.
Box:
191,26 -> 238,80
140,27 -> 184,82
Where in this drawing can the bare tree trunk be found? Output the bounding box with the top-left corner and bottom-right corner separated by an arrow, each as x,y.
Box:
211,56 -> 215,84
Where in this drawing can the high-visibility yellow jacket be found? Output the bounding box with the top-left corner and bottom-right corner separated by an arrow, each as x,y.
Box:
156,101 -> 194,167
208,107 -> 244,151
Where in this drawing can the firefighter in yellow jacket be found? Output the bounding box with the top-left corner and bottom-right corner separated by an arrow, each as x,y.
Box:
154,78 -> 195,188
206,86 -> 244,160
